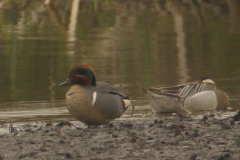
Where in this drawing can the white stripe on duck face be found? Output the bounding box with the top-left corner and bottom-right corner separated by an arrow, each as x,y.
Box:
202,79 -> 214,84
92,91 -> 97,106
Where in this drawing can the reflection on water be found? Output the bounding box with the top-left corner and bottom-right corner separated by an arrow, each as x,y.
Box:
0,101 -> 150,124
0,0 -> 240,124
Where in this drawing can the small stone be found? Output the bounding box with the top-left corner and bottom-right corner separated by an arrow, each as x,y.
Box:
202,115 -> 208,121
158,120 -> 164,124
228,119 -> 234,125
216,141 -> 227,145
121,123 -> 133,129
15,140 -> 22,145
207,113 -> 215,118
130,138 -> 137,143
147,137 -> 154,140
170,124 -> 181,136
45,122 -> 52,127
190,130 -> 200,138
59,139 -> 65,144
25,139 -> 36,144
216,153 -> 230,160
65,153 -> 71,158
149,123 -> 155,127
109,123 -> 114,128
43,130 -> 50,133
45,138 -> 53,142
179,124 -> 185,129
235,137 -> 240,147
112,134 -> 118,138
220,123 -> 231,130
70,141 -> 75,146
189,154 -> 197,160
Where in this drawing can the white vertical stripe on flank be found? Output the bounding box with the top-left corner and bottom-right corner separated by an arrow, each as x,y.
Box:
92,92 -> 97,106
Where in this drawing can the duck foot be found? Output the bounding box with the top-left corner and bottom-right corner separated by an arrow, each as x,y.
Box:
131,106 -> 135,116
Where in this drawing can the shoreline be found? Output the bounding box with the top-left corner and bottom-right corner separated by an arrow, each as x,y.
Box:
0,111 -> 240,160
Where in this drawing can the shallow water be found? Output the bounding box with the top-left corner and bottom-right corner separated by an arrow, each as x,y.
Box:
0,0 -> 240,124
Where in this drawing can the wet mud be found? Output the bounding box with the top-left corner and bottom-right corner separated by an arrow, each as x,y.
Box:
0,112 -> 240,160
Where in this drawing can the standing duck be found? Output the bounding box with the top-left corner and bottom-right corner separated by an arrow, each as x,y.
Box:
143,77 -> 229,113
58,64 -> 132,126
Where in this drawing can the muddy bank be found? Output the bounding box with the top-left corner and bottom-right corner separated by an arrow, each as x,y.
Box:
0,112 -> 240,160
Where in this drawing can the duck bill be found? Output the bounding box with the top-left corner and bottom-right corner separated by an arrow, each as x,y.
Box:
58,78 -> 73,87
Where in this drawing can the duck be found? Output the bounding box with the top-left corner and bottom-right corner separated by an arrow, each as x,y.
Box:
142,77 -> 229,113
58,64 -> 133,126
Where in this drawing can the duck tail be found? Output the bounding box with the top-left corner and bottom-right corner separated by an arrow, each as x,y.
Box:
123,99 -> 133,108
123,99 -> 135,116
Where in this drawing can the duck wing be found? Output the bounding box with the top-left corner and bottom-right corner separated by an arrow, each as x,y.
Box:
178,83 -> 214,99
92,82 -> 131,118
143,84 -> 189,98
143,83 -> 214,99
96,82 -> 129,98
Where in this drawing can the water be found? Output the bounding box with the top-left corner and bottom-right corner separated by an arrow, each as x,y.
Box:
0,0 -> 240,124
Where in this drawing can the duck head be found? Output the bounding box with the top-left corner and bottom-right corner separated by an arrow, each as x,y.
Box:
198,76 -> 216,89
58,64 -> 96,87
199,76 -> 215,84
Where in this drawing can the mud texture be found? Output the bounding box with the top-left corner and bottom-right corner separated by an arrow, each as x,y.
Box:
0,113 -> 240,160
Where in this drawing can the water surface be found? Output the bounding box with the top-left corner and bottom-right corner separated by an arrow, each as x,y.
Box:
0,0 -> 240,124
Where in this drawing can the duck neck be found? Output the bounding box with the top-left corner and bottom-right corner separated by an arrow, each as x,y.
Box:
91,75 -> 96,86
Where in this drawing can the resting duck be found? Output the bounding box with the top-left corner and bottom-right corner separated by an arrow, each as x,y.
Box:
143,77 -> 229,113
58,64 -> 132,126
